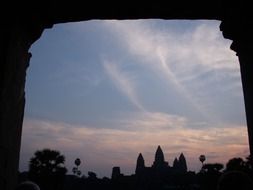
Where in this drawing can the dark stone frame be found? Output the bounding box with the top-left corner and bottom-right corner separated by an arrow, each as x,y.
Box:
1,1 -> 252,190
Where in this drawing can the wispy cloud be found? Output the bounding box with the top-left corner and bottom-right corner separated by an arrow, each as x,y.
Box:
118,111 -> 187,131
103,60 -> 145,111
20,117 -> 249,177
102,20 -> 241,122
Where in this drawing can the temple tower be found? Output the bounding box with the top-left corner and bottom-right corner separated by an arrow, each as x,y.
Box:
173,157 -> 179,169
178,153 -> 187,172
135,153 -> 145,175
152,145 -> 168,169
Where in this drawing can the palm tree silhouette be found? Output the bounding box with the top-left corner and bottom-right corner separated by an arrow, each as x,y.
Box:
28,149 -> 67,190
199,155 -> 206,166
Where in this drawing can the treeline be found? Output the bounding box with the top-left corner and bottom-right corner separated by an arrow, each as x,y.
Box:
17,148 -> 253,190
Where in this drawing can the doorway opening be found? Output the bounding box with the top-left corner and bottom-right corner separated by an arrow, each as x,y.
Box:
20,19 -> 249,178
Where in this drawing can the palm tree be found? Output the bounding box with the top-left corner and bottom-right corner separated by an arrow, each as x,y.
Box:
199,155 -> 206,166
72,158 -> 82,176
28,148 -> 67,190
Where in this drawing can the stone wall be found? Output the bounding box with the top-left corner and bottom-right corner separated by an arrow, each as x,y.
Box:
0,21 -> 46,190
1,2 -> 252,190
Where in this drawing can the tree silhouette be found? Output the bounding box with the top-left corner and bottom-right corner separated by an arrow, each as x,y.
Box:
199,155 -> 206,166
226,157 -> 246,172
202,163 -> 224,173
198,163 -> 223,190
245,155 -> 253,170
223,156 -> 253,179
28,148 -> 67,190
72,158 -> 82,176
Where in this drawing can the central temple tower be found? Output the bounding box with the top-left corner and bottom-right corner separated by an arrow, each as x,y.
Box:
152,145 -> 168,169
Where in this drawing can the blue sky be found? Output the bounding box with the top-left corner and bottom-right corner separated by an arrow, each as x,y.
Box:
20,19 -> 249,178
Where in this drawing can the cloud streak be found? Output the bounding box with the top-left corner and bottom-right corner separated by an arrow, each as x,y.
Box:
102,20 -> 241,122
103,60 -> 145,111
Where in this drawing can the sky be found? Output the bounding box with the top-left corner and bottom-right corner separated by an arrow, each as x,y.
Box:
20,19 -> 249,178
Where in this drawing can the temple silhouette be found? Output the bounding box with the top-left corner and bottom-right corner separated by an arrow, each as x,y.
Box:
107,145 -> 190,190
111,145 -> 188,180
135,145 -> 187,176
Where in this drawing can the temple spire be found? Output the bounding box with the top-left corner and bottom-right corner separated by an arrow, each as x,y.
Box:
155,145 -> 164,163
178,153 -> 187,172
173,157 -> 179,169
135,153 -> 145,175
152,145 -> 168,168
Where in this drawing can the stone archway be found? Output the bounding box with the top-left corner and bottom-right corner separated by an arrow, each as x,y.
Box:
1,2 -> 252,190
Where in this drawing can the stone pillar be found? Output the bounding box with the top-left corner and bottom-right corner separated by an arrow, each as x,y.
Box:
0,21 -> 48,190
111,167 -> 121,179
238,47 -> 253,156
220,18 -> 253,155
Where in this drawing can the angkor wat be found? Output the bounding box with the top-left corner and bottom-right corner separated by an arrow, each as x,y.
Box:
134,145 -> 187,177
